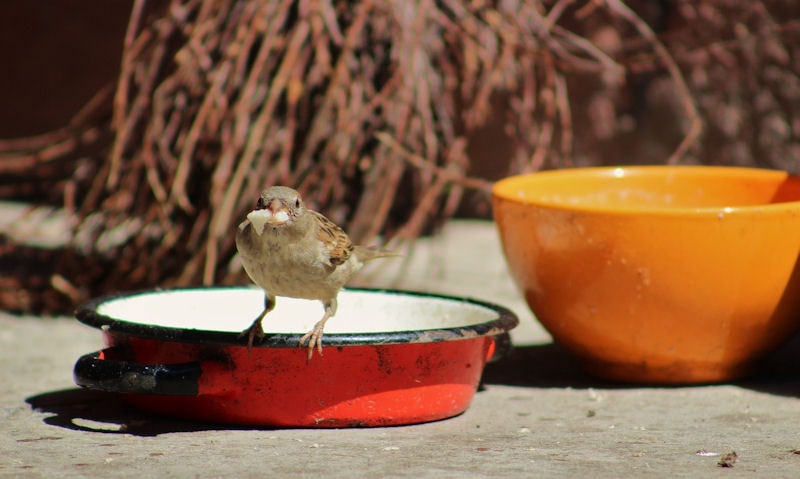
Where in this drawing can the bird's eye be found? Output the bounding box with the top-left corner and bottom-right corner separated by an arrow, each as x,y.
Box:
256,198 -> 265,209
294,198 -> 300,208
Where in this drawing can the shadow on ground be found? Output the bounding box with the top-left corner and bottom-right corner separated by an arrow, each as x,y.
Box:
25,388 -> 246,436
482,342 -> 618,389
735,331 -> 800,397
483,332 -> 800,396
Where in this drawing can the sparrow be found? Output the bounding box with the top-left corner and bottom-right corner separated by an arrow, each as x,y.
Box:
235,186 -> 395,360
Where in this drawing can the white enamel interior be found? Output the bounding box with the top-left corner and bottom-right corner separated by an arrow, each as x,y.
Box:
94,288 -> 500,334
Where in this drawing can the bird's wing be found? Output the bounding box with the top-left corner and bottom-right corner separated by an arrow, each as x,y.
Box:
311,210 -> 353,266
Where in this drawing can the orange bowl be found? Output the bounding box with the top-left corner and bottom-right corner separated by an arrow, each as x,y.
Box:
493,166 -> 800,384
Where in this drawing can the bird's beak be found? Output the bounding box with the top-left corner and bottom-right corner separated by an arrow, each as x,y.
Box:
246,201 -> 291,236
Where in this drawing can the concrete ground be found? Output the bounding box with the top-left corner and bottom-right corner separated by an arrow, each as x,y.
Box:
2,220 -> 800,478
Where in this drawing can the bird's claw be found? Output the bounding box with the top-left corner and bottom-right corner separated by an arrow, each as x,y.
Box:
299,326 -> 325,361
239,321 -> 265,352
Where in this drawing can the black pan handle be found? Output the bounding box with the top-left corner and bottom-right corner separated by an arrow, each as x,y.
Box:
73,348 -> 202,396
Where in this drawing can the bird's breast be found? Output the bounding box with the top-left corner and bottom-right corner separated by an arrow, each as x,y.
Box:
237,229 -> 359,300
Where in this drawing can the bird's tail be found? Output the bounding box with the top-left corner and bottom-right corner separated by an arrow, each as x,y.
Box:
354,245 -> 399,262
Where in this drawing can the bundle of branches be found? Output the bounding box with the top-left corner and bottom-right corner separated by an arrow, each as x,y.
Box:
0,0 -> 620,312
666,1 -> 800,170
566,0 -> 799,169
2,0 -> 796,314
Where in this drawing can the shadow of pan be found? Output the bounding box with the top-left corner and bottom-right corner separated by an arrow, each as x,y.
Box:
25,388 -> 254,436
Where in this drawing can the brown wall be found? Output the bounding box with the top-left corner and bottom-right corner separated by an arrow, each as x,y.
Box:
0,2 -> 131,138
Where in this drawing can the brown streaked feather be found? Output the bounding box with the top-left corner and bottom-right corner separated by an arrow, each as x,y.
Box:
311,210 -> 353,266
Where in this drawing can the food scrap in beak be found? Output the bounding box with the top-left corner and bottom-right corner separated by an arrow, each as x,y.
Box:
247,200 -> 291,235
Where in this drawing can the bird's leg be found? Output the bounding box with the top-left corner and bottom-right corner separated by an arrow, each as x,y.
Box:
239,293 -> 275,352
299,297 -> 337,361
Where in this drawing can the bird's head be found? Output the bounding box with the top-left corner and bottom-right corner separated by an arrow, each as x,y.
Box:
246,186 -> 305,236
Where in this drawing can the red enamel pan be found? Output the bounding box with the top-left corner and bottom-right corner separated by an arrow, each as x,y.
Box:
73,287 -> 517,427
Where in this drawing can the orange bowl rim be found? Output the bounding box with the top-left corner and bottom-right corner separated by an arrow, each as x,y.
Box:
492,165 -> 800,217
